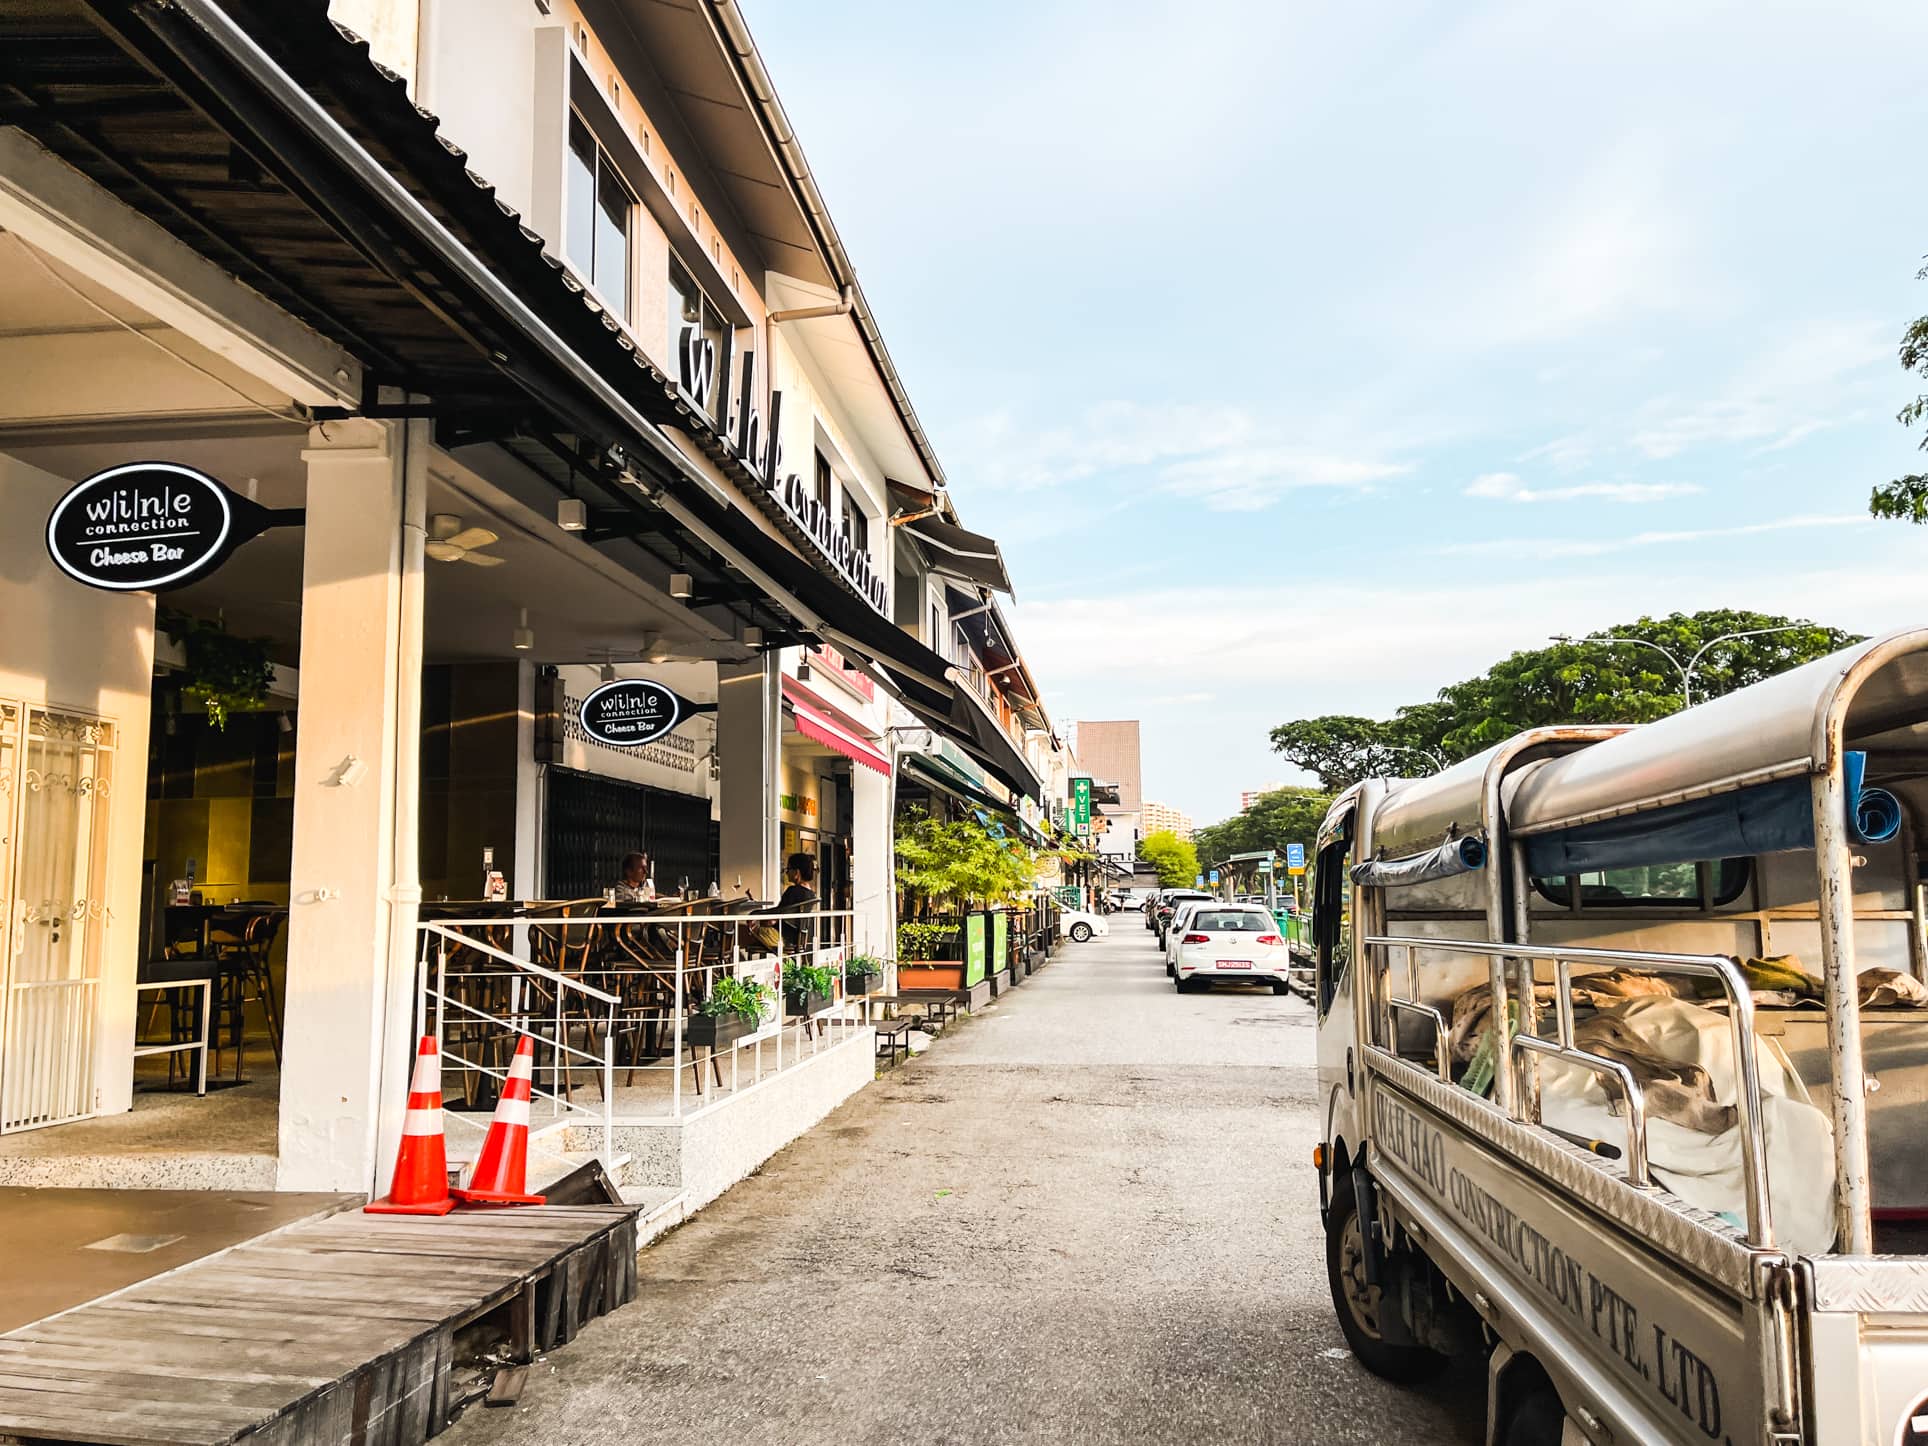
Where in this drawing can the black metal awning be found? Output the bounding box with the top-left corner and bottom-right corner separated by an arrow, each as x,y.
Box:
0,0 -> 1041,788
902,516 -> 1011,595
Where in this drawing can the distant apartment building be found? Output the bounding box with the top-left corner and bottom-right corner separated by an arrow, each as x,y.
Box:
1241,786 -> 1282,812
1142,800 -> 1194,841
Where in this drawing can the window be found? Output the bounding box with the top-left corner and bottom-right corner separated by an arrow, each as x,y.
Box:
930,603 -> 942,652
1529,858 -> 1750,910
840,487 -> 870,555
1193,911 -> 1268,932
565,112 -> 633,322
1312,830 -> 1352,1018
814,450 -> 833,512
668,258 -> 732,421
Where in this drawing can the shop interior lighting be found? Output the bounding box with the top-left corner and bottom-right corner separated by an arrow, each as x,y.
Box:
512,607 -> 534,651
669,572 -> 694,599
742,626 -> 764,648
556,498 -> 588,532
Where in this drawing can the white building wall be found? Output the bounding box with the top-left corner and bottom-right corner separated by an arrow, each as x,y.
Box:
0,452 -> 157,1120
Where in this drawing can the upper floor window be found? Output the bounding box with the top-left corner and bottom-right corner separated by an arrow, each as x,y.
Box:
669,259 -> 732,421
814,450 -> 834,512
565,112 -> 632,322
840,487 -> 870,555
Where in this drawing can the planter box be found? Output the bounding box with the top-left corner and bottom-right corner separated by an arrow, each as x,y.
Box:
785,988 -> 832,1019
897,962 -> 965,990
844,972 -> 883,997
686,1010 -> 759,1049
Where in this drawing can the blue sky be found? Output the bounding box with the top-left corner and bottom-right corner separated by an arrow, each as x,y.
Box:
745,0 -> 1928,826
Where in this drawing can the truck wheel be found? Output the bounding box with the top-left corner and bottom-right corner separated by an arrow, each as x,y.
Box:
1500,1381 -> 1565,1446
1325,1176 -> 1447,1384
1070,922 -> 1092,943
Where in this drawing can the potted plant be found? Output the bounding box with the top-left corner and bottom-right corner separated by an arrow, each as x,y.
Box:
843,952 -> 886,996
894,920 -> 964,990
782,960 -> 838,1018
159,607 -> 276,730
687,975 -> 773,1049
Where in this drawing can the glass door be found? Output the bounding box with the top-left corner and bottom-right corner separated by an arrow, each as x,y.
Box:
1,703 -> 115,1132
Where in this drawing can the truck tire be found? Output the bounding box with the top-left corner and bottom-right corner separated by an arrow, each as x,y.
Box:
1324,1176 -> 1448,1384
1500,1381 -> 1565,1446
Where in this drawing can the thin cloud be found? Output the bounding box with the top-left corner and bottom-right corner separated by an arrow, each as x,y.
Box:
1466,472 -> 1700,504
1436,513 -> 1869,559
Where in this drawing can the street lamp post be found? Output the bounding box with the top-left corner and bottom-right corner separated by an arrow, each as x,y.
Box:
1552,624 -> 1816,708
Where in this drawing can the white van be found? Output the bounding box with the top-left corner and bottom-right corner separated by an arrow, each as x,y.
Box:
1313,629 -> 1928,1445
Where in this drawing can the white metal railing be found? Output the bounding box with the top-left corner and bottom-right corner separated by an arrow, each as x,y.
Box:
1367,934 -> 1774,1248
416,908 -> 883,1176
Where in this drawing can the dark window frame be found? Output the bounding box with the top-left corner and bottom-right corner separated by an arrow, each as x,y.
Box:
564,110 -> 635,324
1529,857 -> 1752,911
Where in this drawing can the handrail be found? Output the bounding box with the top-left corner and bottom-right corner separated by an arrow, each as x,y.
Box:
1364,934 -> 1773,1248
419,922 -> 621,1005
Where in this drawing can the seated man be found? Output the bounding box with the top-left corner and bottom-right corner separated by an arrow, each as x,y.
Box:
610,851 -> 655,904
778,852 -> 819,953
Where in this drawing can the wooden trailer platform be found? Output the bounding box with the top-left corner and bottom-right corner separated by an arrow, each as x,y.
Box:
0,1203 -> 639,1446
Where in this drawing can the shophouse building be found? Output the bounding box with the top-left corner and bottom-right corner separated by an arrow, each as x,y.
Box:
0,0 -> 1043,1212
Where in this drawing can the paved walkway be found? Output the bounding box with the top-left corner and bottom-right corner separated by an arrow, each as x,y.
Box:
446,926 -> 1483,1445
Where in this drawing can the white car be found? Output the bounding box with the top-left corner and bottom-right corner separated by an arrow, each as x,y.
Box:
1060,907 -> 1110,944
1170,903 -> 1290,993
1162,898 -> 1212,976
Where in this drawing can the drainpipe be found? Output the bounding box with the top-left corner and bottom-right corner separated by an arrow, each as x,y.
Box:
767,286 -> 853,326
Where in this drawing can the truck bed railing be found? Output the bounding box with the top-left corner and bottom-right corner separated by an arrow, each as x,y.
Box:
1365,934 -> 1772,1248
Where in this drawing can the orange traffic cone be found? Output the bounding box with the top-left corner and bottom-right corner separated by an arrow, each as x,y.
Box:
366,1036 -> 455,1215
451,1036 -> 546,1207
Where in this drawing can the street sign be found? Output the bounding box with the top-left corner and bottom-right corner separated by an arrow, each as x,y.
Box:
1072,776 -> 1092,835
1208,870 -> 1219,884
1286,842 -> 1307,875
1256,858 -> 1273,871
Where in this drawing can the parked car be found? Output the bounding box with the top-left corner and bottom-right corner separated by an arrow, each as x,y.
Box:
1169,903 -> 1289,993
1059,907 -> 1110,944
1152,889 -> 1214,949
1162,898 -> 1214,975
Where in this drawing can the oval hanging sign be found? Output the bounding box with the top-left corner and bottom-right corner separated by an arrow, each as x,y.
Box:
579,678 -> 694,748
46,462 -> 300,593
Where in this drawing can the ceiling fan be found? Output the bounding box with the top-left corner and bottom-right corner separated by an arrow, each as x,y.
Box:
425,513 -> 505,567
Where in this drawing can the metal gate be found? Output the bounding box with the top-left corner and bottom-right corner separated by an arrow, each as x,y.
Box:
0,702 -> 115,1133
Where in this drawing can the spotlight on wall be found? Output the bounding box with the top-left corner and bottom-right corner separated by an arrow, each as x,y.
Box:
669,572 -> 694,600
512,606 -> 535,652
556,498 -> 587,532
742,626 -> 764,648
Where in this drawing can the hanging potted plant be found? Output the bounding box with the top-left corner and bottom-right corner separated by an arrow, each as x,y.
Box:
842,952 -> 886,996
159,607 -> 276,730
687,975 -> 773,1049
782,960 -> 838,1019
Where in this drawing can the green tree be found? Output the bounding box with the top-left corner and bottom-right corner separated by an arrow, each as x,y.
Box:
1194,787 -> 1334,865
1871,259 -> 1928,524
894,809 -> 1037,913
1268,609 -> 1860,782
1137,829 -> 1201,887
1267,716 -> 1410,792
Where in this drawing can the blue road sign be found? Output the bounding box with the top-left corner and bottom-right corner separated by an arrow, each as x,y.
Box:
1285,842 -> 1307,875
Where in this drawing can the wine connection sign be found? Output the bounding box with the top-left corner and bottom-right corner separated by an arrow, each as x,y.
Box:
577,678 -> 713,749
681,332 -> 889,616
46,462 -> 300,592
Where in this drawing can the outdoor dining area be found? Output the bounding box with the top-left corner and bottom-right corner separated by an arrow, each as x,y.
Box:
134,899 -> 288,1094
415,893 -> 882,1126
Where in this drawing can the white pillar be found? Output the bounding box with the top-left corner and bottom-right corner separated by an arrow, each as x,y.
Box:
716,655 -> 778,899
278,418 -> 426,1193
851,762 -> 893,959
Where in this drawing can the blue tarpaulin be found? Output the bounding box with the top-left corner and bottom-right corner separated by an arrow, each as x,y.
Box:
1521,751 -> 1902,876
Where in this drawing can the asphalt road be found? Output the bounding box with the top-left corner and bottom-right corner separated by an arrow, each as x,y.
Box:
445,923 -> 1485,1445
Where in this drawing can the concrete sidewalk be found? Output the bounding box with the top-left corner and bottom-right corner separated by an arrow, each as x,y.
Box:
442,930 -> 1483,1445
